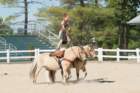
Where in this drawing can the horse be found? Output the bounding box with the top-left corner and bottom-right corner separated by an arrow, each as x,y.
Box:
47,45 -> 95,82
61,45 -> 95,83
30,52 -> 60,83
30,45 -> 95,83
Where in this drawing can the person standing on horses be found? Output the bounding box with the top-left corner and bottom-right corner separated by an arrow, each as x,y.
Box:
57,13 -> 71,49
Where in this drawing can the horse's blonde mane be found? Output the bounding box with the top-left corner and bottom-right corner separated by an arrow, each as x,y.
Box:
83,45 -> 90,49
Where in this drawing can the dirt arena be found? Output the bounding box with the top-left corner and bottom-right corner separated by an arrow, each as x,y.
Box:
0,61 -> 140,93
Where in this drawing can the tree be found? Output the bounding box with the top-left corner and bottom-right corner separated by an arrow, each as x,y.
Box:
36,5 -> 117,47
0,0 -> 44,35
24,0 -> 28,35
36,0 -> 140,48
110,0 -> 140,49
0,0 -> 17,5
0,17 -> 13,35
60,0 -> 85,7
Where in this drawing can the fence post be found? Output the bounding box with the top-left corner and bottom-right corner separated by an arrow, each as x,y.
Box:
98,48 -> 103,62
7,49 -> 10,64
34,48 -> 40,60
136,48 -> 140,63
116,48 -> 120,62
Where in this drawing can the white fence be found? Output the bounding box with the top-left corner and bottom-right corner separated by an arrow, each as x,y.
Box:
0,48 -> 140,63
0,49 -> 55,63
96,48 -> 140,63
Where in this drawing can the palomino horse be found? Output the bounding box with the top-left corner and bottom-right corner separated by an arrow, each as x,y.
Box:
61,45 -> 95,83
30,53 -> 60,83
30,45 -> 95,83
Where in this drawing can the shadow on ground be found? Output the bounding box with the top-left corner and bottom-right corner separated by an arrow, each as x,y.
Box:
36,78 -> 115,85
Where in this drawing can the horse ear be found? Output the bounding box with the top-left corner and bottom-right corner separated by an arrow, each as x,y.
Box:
89,44 -> 95,50
88,44 -> 93,48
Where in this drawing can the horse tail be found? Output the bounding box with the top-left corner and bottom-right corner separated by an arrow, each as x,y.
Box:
30,61 -> 37,80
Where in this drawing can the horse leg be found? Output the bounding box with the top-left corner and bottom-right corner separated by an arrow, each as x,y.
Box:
63,68 -> 69,83
33,67 -> 42,83
49,70 -> 56,83
75,61 -> 87,80
81,66 -> 87,79
79,61 -> 87,79
52,71 -> 56,82
61,60 -> 71,83
74,60 -> 80,80
67,69 -> 71,80
60,69 -> 63,78
75,67 -> 80,80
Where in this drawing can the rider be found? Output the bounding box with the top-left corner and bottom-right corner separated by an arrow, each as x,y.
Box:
57,13 -> 71,50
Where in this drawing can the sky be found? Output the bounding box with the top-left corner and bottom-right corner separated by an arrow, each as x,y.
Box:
0,0 -> 60,22
0,0 -> 60,33
0,0 -> 105,32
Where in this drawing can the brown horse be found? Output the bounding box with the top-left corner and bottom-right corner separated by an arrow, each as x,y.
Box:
30,45 -> 95,83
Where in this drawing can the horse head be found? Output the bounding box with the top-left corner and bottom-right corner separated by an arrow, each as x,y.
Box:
82,45 -> 96,58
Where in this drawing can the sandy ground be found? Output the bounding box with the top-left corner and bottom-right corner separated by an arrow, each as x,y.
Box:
0,61 -> 140,93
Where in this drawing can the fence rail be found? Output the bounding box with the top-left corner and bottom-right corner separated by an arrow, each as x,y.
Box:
0,48 -> 140,63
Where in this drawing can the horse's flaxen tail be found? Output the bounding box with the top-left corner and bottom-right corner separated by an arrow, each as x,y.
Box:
30,61 -> 37,80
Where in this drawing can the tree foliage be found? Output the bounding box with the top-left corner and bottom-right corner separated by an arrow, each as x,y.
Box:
0,0 -> 45,35
111,0 -> 140,49
36,0 -> 140,49
0,18 -> 13,35
37,5 -> 118,47
1,0 -> 139,48
0,0 -> 17,5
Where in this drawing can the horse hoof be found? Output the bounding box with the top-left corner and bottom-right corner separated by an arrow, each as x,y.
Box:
63,79 -> 67,84
50,81 -> 55,83
83,72 -> 87,79
33,80 -> 36,84
62,81 -> 68,85
4,73 -> 8,75
67,75 -> 72,80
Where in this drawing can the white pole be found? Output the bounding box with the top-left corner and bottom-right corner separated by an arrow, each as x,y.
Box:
98,48 -> 103,62
34,48 -> 40,60
7,49 -> 10,64
136,48 -> 140,63
116,48 -> 120,62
